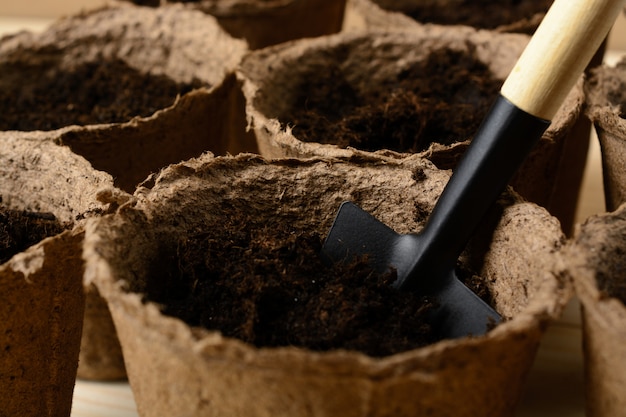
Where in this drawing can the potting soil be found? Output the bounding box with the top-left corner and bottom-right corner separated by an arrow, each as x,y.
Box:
395,0 -> 552,30
145,209 -> 493,357
0,206 -> 66,264
0,54 -> 207,131
283,48 -> 502,153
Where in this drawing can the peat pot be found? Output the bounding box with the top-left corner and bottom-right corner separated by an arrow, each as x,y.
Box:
85,152 -> 570,417
0,1 -> 253,380
564,204 -> 626,417
0,132 -> 113,416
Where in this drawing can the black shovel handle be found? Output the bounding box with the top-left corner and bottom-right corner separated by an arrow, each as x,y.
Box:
397,96 -> 549,291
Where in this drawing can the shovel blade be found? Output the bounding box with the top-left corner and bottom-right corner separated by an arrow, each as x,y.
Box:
321,201 -> 400,274
322,202 -> 501,339
429,276 -> 501,339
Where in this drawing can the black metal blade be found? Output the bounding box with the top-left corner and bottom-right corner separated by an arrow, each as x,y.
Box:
428,275 -> 501,339
321,201 -> 400,274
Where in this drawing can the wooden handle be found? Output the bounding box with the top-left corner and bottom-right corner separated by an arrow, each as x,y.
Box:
501,0 -> 625,120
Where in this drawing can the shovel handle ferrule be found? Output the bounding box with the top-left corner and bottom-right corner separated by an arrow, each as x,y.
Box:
501,0 -> 625,120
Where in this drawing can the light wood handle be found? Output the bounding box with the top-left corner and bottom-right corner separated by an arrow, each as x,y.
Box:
501,0 -> 625,120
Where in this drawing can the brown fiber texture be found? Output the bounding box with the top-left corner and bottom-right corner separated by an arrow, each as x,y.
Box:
238,28 -> 584,233
0,231 -> 86,417
584,56 -> 626,212
125,0 -> 347,49
564,205 -> 626,417
85,152 -> 569,417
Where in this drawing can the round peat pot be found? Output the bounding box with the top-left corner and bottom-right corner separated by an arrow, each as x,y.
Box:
0,2 -> 254,194
85,152 -> 569,417
564,205 -> 626,417
122,0 -> 347,49
238,29 -> 584,233
584,56 -> 626,212
0,132 -> 113,415
0,2 -> 254,380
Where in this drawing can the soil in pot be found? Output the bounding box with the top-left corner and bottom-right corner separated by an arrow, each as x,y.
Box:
283,48 -> 502,153
378,0 -> 553,31
0,206 -> 67,264
0,53 -> 207,131
144,203 -> 494,357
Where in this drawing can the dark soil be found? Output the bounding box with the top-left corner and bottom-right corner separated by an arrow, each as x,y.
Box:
0,206 -> 67,264
596,255 -> 626,306
0,52 -> 207,131
394,0 -> 553,30
145,205 -> 493,357
282,48 -> 502,153
606,63 -> 626,119
127,0 -> 160,6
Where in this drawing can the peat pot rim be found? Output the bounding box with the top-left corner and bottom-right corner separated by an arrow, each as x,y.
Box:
584,56 -> 626,139
0,130 -> 114,224
85,153 -> 569,379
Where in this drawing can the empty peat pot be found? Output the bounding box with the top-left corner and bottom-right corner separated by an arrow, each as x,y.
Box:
121,0 -> 347,49
238,28 -> 584,233
0,2 -> 253,380
564,204 -> 626,417
584,55 -> 626,212
0,133 -> 113,416
85,152 -> 569,417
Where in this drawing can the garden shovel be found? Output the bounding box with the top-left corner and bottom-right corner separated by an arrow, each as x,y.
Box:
322,0 -> 625,339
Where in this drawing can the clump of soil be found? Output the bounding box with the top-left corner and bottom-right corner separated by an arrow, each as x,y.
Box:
395,0 -> 552,30
0,206 -> 67,264
0,53 -> 207,131
283,48 -> 502,153
145,206 -> 493,356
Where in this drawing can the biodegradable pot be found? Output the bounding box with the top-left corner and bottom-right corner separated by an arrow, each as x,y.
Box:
0,1 -> 255,193
564,205 -> 626,417
123,0 -> 347,50
584,56 -> 626,212
85,152 -> 569,417
0,132 -> 113,416
238,29 -> 584,233
0,2 -> 255,380
343,0 -> 551,34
